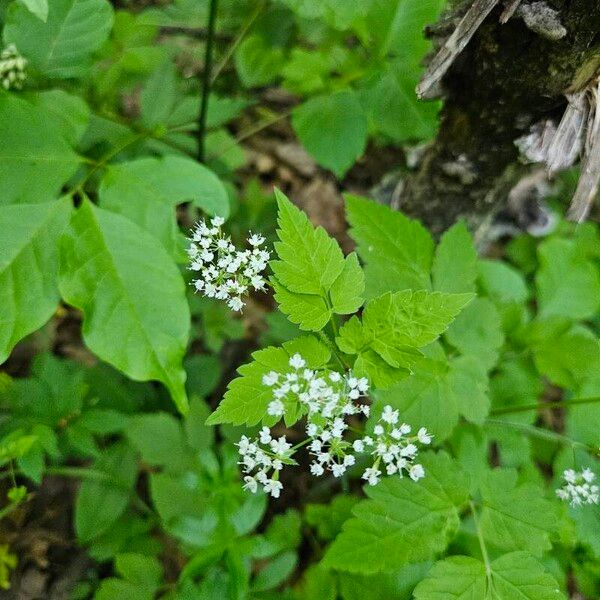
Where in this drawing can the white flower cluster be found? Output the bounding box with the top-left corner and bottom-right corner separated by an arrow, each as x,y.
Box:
354,405 -> 430,486
189,217 -> 269,312
556,468 -> 599,507
237,353 -> 432,497
237,429 -> 293,498
0,44 -> 27,90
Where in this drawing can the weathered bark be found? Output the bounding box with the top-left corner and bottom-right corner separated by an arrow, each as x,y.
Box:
398,0 -> 600,234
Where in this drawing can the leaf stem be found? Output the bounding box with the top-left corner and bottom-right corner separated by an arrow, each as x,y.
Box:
470,500 -> 494,588
490,396 -> 600,416
197,0 -> 219,163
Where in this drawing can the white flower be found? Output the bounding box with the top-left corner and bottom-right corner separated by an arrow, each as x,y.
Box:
259,427 -> 272,444
270,436 -> 292,456
353,440 -> 365,452
556,469 -> 599,507
0,44 -> 27,91
289,354 -> 306,369
267,399 -> 285,417
362,467 -> 381,486
381,405 -> 399,424
243,475 -> 258,493
310,463 -> 324,476
263,479 -> 283,498
189,218 -> 269,312
331,463 -> 346,477
248,233 -> 265,246
262,371 -> 279,386
417,427 -> 432,445
409,464 -> 425,481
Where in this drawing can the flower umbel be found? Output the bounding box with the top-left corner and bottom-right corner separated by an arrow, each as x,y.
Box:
238,354 -> 431,498
0,44 -> 27,91
189,217 -> 269,311
556,468 -> 599,507
237,428 -> 293,498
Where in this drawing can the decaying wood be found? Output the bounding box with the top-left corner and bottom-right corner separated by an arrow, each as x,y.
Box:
500,0 -> 522,23
417,0 -> 501,100
546,91 -> 588,174
567,83 -> 600,222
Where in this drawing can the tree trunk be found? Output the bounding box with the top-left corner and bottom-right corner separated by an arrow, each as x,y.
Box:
398,0 -> 600,235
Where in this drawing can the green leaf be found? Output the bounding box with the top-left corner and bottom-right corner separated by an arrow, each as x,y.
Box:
206,336 -> 331,427
280,0 -> 372,30
323,453 -> 469,573
271,190 -> 364,330
0,93 -> 80,204
445,298 -> 504,371
141,58 -> 178,127
479,469 -> 561,556
98,156 -> 228,254
16,0 -> 48,20
234,34 -> 284,88
536,237 -> 600,320
298,565 -> 337,600
305,495 -> 360,541
432,221 -> 478,294
30,89 -> 91,146
478,259 -> 529,304
337,290 -> 473,368
292,90 -> 367,177
75,442 -> 138,543
252,551 -> 297,592
345,195 -> 434,297
115,553 -> 163,589
0,199 -> 71,363
414,552 -> 566,599
59,200 -> 190,413
4,0 -> 114,78
126,413 -> 188,471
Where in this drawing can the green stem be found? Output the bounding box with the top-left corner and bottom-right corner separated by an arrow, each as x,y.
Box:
470,500 -> 494,590
485,419 -> 591,450
210,1 -> 265,84
490,396 -> 600,416
197,0 -> 219,163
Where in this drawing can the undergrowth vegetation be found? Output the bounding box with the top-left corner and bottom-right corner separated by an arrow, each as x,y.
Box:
0,0 -> 598,598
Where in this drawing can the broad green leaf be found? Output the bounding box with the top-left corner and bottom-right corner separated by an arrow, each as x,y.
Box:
305,495 -> 360,541
536,237 -> 600,320
234,34 -> 285,88
299,565 -> 337,600
362,59 -> 440,142
126,413 -> 188,471
16,0 -> 48,20
345,195 -> 434,296
280,0 -> 372,30
0,199 -> 71,363
252,551 -> 297,592
4,0 -> 114,78
30,89 -> 91,145
115,553 -> 162,589
432,221 -> 478,294
141,58 -> 178,127
448,355 -> 490,425
292,90 -> 367,177
0,93 -> 80,204
98,156 -> 228,254
339,562 -> 432,600
75,442 -> 138,543
323,453 -> 469,573
206,336 -> 331,427
59,200 -> 190,413
478,259 -> 529,304
479,469 -> 561,556
445,298 -> 503,371
414,552 -> 566,599
271,190 -> 364,330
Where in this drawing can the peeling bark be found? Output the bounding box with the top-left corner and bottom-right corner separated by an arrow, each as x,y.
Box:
397,0 -> 600,234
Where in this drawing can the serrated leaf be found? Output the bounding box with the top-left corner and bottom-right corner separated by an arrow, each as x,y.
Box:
345,195 -> 434,297
445,298 -> 503,371
323,453 -> 469,573
98,156 -> 228,254
329,253 -> 365,314
0,93 -> 81,204
479,469 -> 561,556
292,90 -> 367,177
271,190 -> 362,330
59,200 -> 190,413
478,259 -> 529,304
433,221 -> 478,294
141,58 -> 178,127
0,200 -> 71,363
4,0 -> 114,78
536,238 -> 600,320
206,336 -> 331,427
414,552 -> 565,599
